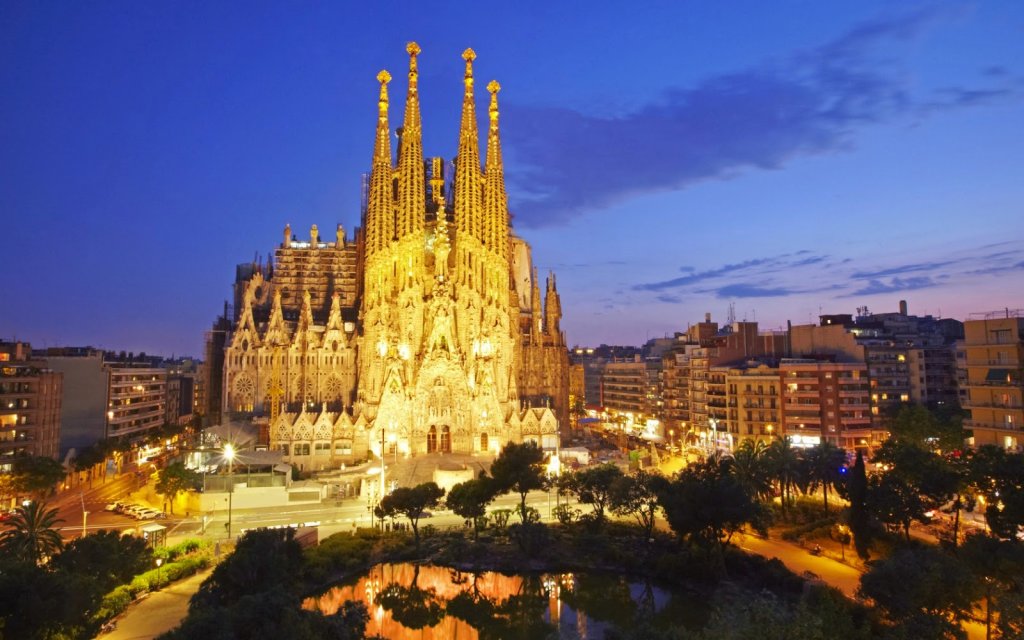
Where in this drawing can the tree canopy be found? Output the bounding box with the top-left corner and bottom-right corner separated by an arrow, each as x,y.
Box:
11,455 -> 65,498
446,477 -> 496,540
658,454 -> 766,556
376,482 -> 445,546
156,461 -> 201,514
489,441 -> 546,522
51,529 -> 151,592
562,463 -> 624,525
0,500 -> 64,565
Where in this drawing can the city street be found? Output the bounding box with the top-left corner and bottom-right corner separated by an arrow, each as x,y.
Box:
49,471 -> 156,538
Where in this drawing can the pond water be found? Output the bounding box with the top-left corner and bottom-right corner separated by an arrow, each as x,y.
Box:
304,562 -> 707,639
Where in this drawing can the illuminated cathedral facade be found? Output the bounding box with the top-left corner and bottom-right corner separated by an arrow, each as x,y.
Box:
219,44 -> 568,470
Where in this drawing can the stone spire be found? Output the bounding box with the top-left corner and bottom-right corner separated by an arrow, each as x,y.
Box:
265,289 -> 289,345
299,289 -> 314,328
530,266 -> 543,344
484,79 -> 508,258
545,272 -> 561,337
397,42 -> 425,239
366,70 -> 394,258
326,292 -> 344,331
454,48 -> 482,242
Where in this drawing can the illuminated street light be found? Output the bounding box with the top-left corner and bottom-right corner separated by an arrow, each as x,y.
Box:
224,444 -> 235,539
155,557 -> 164,589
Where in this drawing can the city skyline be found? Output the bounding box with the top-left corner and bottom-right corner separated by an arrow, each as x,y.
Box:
2,2 -> 1023,356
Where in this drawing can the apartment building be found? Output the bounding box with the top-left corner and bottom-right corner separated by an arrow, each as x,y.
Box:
791,302 -> 962,425
779,358 -> 875,451
0,341 -> 62,462
726,363 -> 782,444
962,312 -> 1024,449
106,366 -> 167,440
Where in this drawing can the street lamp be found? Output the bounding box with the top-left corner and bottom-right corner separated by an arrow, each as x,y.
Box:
379,429 -> 386,499
669,429 -> 675,455
224,444 -> 235,539
766,424 -> 774,440
546,453 -> 562,520
155,557 -> 163,590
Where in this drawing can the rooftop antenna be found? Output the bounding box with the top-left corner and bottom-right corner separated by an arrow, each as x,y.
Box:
727,302 -> 736,325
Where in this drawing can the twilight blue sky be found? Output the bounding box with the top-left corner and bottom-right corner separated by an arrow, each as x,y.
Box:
2,1 -> 1023,356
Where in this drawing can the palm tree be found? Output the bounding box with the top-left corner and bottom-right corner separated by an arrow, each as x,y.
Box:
765,437 -> 799,518
0,500 -> 64,564
804,441 -> 847,514
730,439 -> 772,501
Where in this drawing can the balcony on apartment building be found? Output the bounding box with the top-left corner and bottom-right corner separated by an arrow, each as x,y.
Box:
964,419 -> 1021,433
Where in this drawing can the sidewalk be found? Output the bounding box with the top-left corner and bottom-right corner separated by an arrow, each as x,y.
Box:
101,567 -> 214,640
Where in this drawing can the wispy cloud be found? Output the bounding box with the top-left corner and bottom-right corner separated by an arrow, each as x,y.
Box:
635,251 -> 825,292
966,260 -> 1024,277
504,8 -> 1017,227
634,242 -> 1024,304
712,284 -> 796,299
845,276 -> 938,296
851,260 -> 958,279
635,257 -> 779,291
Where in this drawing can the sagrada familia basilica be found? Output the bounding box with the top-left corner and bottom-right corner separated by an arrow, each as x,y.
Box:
215,44 -> 568,470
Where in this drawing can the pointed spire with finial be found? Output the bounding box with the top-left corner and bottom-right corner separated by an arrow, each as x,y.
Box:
484,79 -> 508,258
397,42 -> 425,240
366,70 -> 394,258
530,265 -> 543,343
265,288 -> 289,345
454,48 -> 482,243
545,271 -> 561,337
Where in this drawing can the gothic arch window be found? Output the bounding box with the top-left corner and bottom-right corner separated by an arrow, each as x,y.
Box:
325,376 -> 343,402
440,426 -> 451,453
295,376 -> 315,404
480,432 -> 488,451
233,374 -> 255,412
427,426 -> 437,453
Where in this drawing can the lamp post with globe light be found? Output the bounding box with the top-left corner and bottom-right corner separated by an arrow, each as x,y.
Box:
224,444 -> 235,539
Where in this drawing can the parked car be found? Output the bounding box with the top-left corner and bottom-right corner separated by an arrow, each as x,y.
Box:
124,505 -> 148,518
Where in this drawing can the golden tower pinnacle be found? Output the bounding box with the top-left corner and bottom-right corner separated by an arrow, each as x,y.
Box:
398,42 -> 425,240
455,48 -> 482,251
376,70 -> 391,113
484,79 -> 508,259
462,48 -> 476,84
367,70 -> 394,258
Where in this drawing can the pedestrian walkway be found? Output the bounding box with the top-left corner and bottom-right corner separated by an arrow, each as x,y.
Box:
101,567 -> 213,640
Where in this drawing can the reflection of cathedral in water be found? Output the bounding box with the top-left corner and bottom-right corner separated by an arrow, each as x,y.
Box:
218,44 -> 568,469
305,563 -> 594,639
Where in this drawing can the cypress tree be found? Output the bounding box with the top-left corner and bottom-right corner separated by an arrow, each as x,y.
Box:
848,450 -> 871,560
